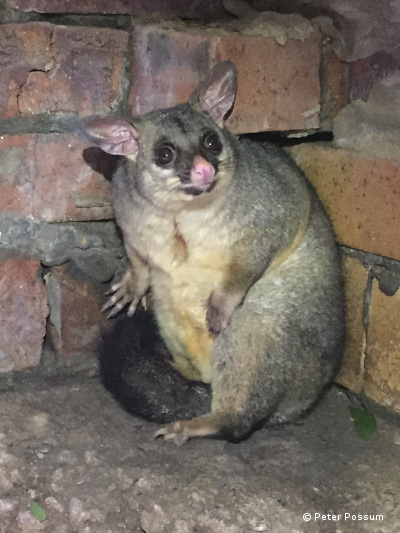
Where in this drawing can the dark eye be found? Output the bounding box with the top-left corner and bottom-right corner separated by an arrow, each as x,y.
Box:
155,144 -> 176,167
202,132 -> 222,155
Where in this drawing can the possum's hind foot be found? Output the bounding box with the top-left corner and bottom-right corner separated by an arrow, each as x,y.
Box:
155,414 -> 221,445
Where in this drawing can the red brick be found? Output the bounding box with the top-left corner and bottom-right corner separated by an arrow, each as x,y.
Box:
0,134 -> 113,222
345,51 -> 400,102
289,144 -> 400,261
0,23 -> 128,119
0,258 -> 48,372
364,280 -> 400,414
336,257 -> 368,392
130,24 -> 322,133
5,0 -> 225,18
45,265 -> 110,360
130,28 -> 211,116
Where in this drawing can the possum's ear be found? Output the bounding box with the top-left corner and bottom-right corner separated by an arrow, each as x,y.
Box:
194,61 -> 238,127
79,116 -> 139,156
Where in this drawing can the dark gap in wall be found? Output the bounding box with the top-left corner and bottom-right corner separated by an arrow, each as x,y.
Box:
1,7 -> 227,28
0,114 -> 80,136
363,268 -> 373,333
39,13 -> 133,30
117,23 -> 136,118
0,6 -> 42,24
241,130 -> 333,147
341,246 -> 400,331
0,7 -> 133,30
342,247 -> 400,277
0,355 -> 98,393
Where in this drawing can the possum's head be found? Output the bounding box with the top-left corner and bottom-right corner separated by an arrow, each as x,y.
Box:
79,61 -> 238,210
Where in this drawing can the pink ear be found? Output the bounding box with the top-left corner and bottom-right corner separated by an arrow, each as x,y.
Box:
198,61 -> 238,126
79,116 -> 139,156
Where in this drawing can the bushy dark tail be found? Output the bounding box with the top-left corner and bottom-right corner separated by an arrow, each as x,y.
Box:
99,309 -> 212,424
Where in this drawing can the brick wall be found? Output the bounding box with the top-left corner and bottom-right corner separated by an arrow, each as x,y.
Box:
288,51 -> 400,413
0,1 -> 399,415
289,144 -> 400,413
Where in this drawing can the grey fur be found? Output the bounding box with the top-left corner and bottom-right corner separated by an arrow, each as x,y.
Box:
81,61 -> 345,442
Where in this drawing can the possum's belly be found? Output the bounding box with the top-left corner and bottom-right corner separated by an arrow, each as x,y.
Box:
151,264 -> 223,384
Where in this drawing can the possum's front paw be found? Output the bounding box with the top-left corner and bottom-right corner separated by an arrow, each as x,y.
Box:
102,269 -> 145,318
206,289 -> 242,335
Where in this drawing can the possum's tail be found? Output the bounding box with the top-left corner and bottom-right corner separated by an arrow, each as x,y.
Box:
99,309 -> 212,424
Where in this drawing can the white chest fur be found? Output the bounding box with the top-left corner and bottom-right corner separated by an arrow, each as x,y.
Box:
120,200 -> 229,383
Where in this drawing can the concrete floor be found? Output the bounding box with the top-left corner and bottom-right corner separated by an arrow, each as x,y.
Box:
1,375 -> 399,533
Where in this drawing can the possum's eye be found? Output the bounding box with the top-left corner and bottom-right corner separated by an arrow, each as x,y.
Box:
202,131 -> 222,155
155,144 -> 176,167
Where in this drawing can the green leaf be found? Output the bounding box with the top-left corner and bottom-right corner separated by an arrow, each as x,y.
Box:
29,501 -> 47,522
348,406 -> 377,441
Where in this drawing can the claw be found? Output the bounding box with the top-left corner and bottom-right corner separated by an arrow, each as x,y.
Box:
101,295 -> 117,312
155,422 -> 189,446
154,415 -> 219,444
102,285 -> 138,318
106,302 -> 124,319
102,270 -> 144,318
105,281 -> 122,296
127,301 -> 138,317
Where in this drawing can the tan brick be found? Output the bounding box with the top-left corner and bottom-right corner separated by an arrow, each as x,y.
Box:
45,265 -> 110,360
0,134 -> 113,221
364,280 -> 400,414
336,257 -> 368,392
290,144 -> 400,261
0,258 -> 48,372
130,23 -> 321,133
0,23 -> 128,118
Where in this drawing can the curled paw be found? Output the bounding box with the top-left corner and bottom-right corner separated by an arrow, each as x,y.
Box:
155,415 -> 218,445
102,271 -> 142,318
155,422 -> 190,446
206,289 -> 237,335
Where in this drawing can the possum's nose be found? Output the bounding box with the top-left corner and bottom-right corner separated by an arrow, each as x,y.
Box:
190,156 -> 215,187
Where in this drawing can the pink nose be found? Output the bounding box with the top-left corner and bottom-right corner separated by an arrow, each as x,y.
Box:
190,156 -> 215,187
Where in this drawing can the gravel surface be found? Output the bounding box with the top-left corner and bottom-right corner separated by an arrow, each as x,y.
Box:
1,377 -> 399,533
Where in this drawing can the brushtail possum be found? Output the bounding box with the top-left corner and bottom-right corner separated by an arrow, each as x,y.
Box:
80,61 -> 345,444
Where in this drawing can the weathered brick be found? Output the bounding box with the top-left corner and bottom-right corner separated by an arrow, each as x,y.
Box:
364,279 -> 400,414
0,134 -> 113,221
0,23 -> 128,119
0,258 -> 48,372
5,0 -> 225,18
320,51 -> 347,129
289,144 -> 400,261
131,28 -> 211,116
333,76 -> 400,164
345,51 -> 400,102
130,22 -> 322,133
45,265 -> 110,360
336,256 -> 368,392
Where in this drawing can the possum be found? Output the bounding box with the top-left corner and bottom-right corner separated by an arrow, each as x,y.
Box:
80,61 -> 345,444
